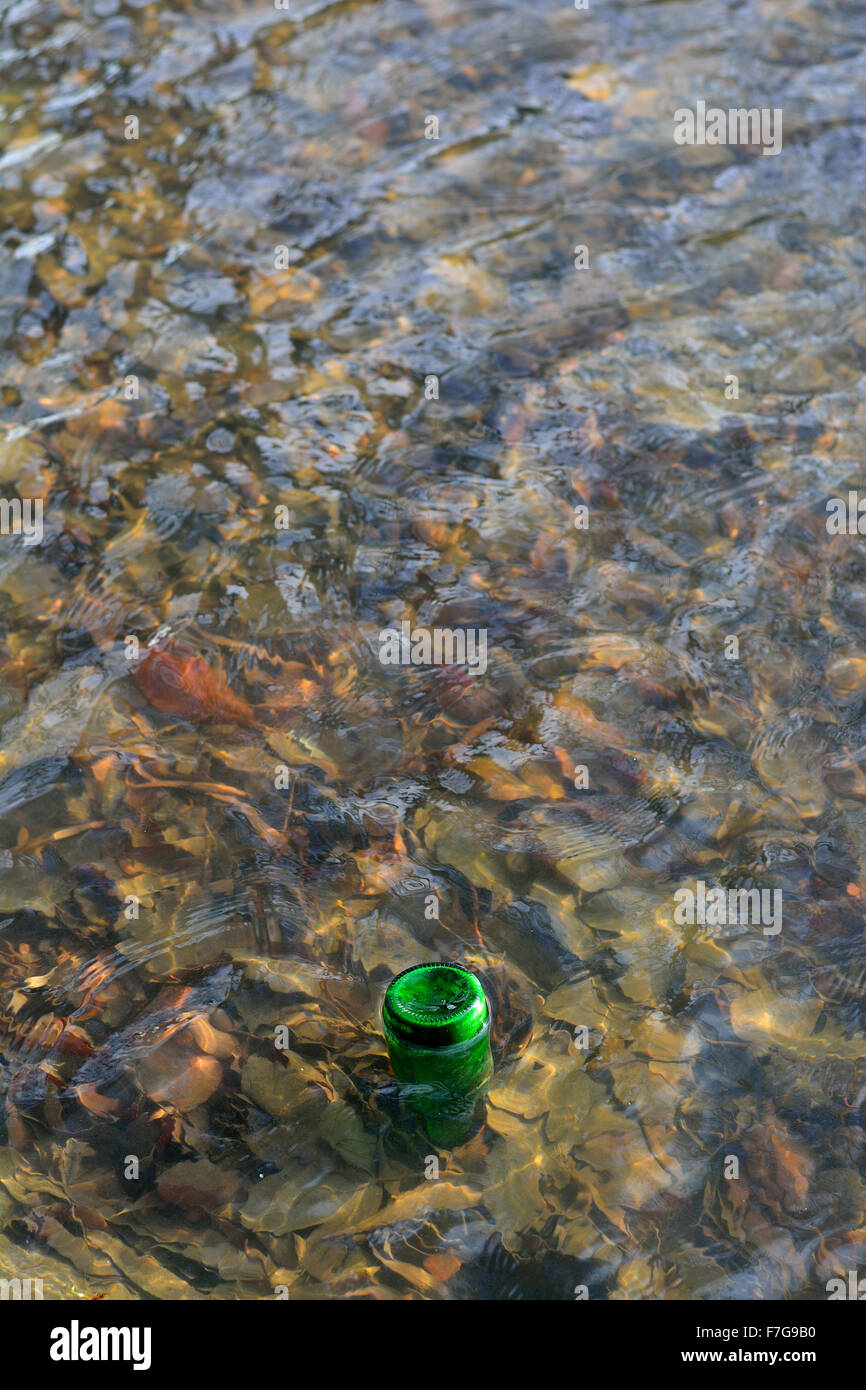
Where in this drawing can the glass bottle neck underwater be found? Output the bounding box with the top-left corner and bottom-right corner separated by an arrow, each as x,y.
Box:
382,962 -> 494,1148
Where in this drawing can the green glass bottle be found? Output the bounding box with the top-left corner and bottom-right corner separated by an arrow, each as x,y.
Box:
382,962 -> 493,1147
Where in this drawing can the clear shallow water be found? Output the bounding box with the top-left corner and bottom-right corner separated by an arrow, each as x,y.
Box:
0,0 -> 865,1299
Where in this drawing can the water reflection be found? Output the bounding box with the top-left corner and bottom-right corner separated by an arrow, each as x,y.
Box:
0,0 -> 865,1300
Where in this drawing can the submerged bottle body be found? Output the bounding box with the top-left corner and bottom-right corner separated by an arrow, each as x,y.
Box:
382,962 -> 493,1147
